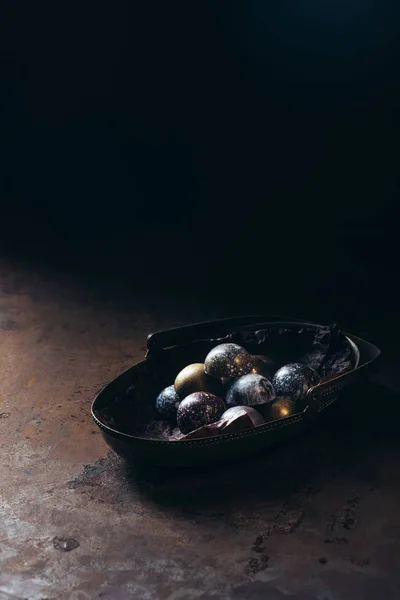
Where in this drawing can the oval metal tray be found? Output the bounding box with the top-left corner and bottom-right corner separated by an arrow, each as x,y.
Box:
91,314 -> 381,467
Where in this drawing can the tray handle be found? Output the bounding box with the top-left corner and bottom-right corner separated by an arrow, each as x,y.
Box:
305,333 -> 381,416
146,313 -> 312,356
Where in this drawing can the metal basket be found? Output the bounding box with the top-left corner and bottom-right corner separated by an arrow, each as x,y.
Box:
91,315 -> 381,467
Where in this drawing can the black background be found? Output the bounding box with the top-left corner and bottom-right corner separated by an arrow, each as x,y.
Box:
0,2 -> 398,330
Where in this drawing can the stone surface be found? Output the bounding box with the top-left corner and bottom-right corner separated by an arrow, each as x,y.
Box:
0,258 -> 399,600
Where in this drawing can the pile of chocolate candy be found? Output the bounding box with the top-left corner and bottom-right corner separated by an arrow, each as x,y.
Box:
154,343 -> 321,437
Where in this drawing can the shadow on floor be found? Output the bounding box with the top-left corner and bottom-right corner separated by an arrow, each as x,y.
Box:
74,382 -> 400,522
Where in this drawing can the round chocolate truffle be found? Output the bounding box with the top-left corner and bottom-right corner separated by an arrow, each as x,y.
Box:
204,343 -> 253,380
251,355 -> 278,379
226,373 -> 276,407
221,405 -> 265,426
272,363 -> 320,405
174,363 -> 222,399
267,397 -> 296,421
177,392 -> 226,434
155,385 -> 181,420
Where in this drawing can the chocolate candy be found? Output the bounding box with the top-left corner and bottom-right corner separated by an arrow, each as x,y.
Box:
155,385 -> 181,420
204,343 -> 253,380
177,391 -> 226,434
221,405 -> 265,426
267,397 -> 296,421
226,373 -> 276,407
251,355 -> 278,379
174,363 -> 223,399
272,363 -> 320,405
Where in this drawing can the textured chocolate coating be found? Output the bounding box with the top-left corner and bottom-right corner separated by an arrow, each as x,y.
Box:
154,385 -> 181,421
221,405 -> 265,427
177,392 -> 226,434
226,373 -> 276,407
204,343 -> 253,380
272,363 -> 320,403
174,363 -> 223,399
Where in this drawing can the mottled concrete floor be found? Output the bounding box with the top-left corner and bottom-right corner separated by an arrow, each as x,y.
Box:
0,257 -> 399,600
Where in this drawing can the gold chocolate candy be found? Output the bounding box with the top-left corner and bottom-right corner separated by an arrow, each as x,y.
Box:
268,397 -> 296,421
174,363 -> 223,399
